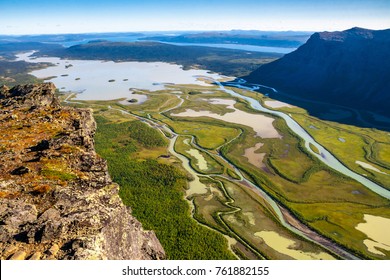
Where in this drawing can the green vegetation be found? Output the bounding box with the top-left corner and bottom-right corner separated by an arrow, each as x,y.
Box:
6,35 -> 390,259
127,88 -> 343,259
218,178 -> 332,260
126,121 -> 167,148
309,143 -> 320,154
0,60 -> 48,87
290,113 -> 390,190
40,168 -> 77,181
127,92 -> 181,117
39,157 -> 78,181
219,106 -> 390,259
59,76 -> 390,260
290,199 -> 390,259
159,92 -> 242,150
94,115 -> 236,260
227,168 -> 241,180
174,135 -> 224,174
128,85 -> 390,259
190,175 -> 334,260
163,118 -> 240,149
374,142 -> 390,166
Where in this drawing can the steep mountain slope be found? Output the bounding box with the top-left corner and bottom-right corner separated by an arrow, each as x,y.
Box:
245,27 -> 390,117
0,83 -> 165,260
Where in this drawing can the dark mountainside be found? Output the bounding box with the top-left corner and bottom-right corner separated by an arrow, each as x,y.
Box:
245,27 -> 390,119
0,83 -> 165,260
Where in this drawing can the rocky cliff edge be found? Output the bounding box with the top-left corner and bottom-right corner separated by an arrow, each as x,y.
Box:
0,83 -> 165,260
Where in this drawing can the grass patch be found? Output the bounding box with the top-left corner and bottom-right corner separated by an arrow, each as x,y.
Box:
163,118 -> 240,149
309,143 -> 320,154
291,113 -> 390,189
289,202 -> 390,259
40,169 -> 77,181
174,135 -> 224,174
372,142 -> 390,168
128,92 -> 181,116
227,168 -> 241,180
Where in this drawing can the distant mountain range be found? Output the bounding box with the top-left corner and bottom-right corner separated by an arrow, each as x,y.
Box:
0,30 -> 310,48
0,32 -> 144,43
245,27 -> 390,117
142,30 -> 311,48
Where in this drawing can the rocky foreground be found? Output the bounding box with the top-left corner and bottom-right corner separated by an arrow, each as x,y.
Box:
0,83 -> 165,260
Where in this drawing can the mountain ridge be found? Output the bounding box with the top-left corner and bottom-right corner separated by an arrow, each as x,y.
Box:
244,27 -> 390,117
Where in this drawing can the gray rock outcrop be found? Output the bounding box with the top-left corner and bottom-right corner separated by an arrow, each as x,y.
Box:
0,83 -> 165,260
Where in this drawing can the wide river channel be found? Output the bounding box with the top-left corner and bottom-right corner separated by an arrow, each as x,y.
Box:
220,81 -> 390,200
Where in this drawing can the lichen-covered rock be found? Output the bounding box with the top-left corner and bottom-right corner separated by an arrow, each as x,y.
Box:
0,83 -> 59,108
0,83 -> 165,260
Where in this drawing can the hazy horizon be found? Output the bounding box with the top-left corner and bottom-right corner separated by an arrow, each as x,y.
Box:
2,27 -> 390,37
1,0 -> 389,35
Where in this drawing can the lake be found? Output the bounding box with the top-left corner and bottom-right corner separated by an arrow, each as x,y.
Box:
16,52 -> 230,101
171,98 -> 282,139
155,42 -> 296,54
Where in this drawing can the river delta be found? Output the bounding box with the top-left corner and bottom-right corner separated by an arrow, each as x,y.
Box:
17,52 -> 390,260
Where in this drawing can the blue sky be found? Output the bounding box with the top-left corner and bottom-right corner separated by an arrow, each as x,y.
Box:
1,0 -> 389,34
